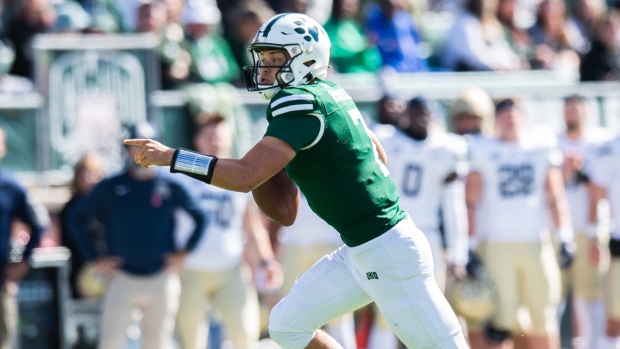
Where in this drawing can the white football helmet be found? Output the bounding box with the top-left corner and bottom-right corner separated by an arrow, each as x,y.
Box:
243,13 -> 331,100
446,272 -> 497,323
77,263 -> 108,299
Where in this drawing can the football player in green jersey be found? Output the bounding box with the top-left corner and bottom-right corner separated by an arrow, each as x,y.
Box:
125,13 -> 468,349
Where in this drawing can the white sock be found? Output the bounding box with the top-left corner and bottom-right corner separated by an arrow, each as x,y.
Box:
368,326 -> 398,349
574,297 -> 607,348
325,314 -> 357,349
599,336 -> 619,349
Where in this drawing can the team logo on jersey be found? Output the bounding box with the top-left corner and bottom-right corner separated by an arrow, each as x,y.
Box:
366,272 -> 379,280
151,180 -> 171,208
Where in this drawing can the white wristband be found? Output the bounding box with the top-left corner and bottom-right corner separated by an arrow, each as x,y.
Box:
469,236 -> 479,251
585,224 -> 599,239
557,226 -> 574,244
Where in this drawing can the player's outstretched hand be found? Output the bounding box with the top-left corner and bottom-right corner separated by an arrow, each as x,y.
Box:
123,138 -> 176,168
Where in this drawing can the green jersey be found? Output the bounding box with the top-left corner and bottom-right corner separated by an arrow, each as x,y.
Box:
264,80 -> 407,246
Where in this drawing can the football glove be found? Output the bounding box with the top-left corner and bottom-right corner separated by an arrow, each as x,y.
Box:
465,249 -> 485,277
559,241 -> 576,269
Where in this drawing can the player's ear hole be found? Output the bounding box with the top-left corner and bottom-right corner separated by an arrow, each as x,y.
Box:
303,60 -> 316,67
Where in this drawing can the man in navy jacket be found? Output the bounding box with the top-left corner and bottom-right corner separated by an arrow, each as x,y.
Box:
69,123 -> 207,349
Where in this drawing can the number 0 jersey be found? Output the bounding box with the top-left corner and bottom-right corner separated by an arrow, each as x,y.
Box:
372,124 -> 468,233
470,136 -> 563,242
264,80 -> 407,247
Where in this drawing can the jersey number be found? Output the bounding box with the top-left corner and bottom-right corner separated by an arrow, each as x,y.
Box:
499,164 -> 534,198
348,108 -> 390,177
402,163 -> 423,197
203,195 -> 234,228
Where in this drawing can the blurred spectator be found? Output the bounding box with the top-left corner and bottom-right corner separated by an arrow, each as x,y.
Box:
280,0 -> 311,13
175,116 -> 282,349
570,0 -> 607,48
580,11 -> 620,81
5,0 -> 57,78
364,0 -> 429,73
114,0 -> 147,32
68,122 -> 207,349
162,0 -> 184,23
135,0 -> 167,33
137,0 -> 191,90
528,0 -> 584,70
0,125 -> 46,349
231,2 -> 276,68
0,39 -> 34,93
59,153 -> 105,299
182,0 -> 240,85
497,0 -> 533,68
323,0 -> 381,73
442,0 -> 523,71
376,93 -> 407,128
85,7 -> 121,34
51,0 -> 91,33
308,0 -> 334,25
448,86 -> 495,135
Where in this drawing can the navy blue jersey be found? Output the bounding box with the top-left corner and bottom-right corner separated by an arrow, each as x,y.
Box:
69,170 -> 207,276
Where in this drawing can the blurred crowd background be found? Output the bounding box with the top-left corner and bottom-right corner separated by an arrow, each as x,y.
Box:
3,0 -> 620,86
2,0 -> 620,349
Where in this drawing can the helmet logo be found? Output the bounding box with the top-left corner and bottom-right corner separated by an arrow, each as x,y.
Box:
308,26 -> 319,41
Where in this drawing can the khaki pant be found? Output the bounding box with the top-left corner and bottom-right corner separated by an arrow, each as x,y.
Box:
561,232 -> 608,301
98,271 -> 180,349
176,264 -> 259,349
483,240 -> 561,336
0,283 -> 17,349
609,258 -> 620,320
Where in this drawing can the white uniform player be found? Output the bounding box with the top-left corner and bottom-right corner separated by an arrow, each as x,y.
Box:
174,116 -> 280,349
466,99 -> 574,348
587,137 -> 620,349
373,124 -> 469,290
279,194 -> 356,349
557,127 -> 611,349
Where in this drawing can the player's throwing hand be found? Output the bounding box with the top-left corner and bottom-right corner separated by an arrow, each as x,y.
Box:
123,138 -> 176,168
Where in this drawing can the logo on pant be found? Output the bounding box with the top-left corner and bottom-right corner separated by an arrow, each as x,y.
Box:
366,272 -> 379,280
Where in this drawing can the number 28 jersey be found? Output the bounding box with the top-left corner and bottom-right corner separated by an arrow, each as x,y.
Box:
470,136 -> 563,242
264,81 -> 407,247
